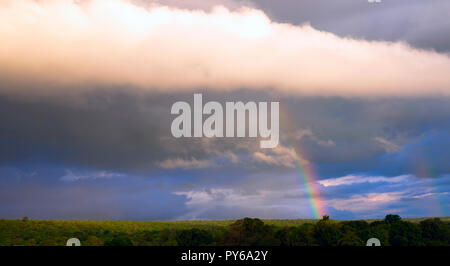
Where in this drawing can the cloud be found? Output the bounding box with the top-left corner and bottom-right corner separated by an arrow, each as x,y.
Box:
318,174 -> 411,187
0,167 -> 189,220
411,192 -> 449,199
134,0 -> 254,10
60,169 -> 124,182
174,187 -> 312,219
252,0 -> 450,53
326,192 -> 404,212
325,190 -> 449,216
2,158 -> 448,219
373,137 -> 400,153
252,145 -> 300,168
319,173 -> 450,217
294,129 -> 335,147
173,172 -> 450,219
1,0 -> 450,97
2,92 -> 450,175
156,157 -> 216,169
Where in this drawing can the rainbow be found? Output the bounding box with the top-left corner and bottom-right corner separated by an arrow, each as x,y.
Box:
279,106 -> 326,219
289,139 -> 326,219
412,152 -> 447,217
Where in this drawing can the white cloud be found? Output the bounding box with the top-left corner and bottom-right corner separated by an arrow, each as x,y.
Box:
1,0 -> 450,97
156,157 -> 216,169
318,174 -> 411,187
326,192 -> 404,212
174,186 -> 310,219
411,192 -> 449,199
373,137 -> 401,153
252,145 -> 309,168
137,0 -> 254,10
326,190 -> 449,214
60,170 -> 124,182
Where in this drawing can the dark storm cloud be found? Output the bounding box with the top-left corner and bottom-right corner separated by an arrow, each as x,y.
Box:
2,89 -> 450,178
280,96 -> 450,177
0,91 -> 170,170
252,0 -> 450,52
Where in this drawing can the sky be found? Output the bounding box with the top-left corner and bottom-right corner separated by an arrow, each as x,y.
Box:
0,0 -> 449,220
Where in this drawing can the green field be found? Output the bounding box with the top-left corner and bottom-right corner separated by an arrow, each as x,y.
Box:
1,216 -> 449,246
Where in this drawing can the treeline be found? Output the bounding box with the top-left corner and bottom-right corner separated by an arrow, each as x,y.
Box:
0,215 -> 449,246
175,215 -> 449,246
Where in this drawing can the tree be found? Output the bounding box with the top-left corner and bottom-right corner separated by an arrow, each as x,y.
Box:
384,214 -> 401,225
338,231 -> 364,246
389,221 -> 424,246
39,239 -> 59,246
341,220 -> 370,242
85,236 -> 103,246
419,218 -> 450,246
222,218 -> 279,246
104,234 -> 133,246
313,219 -> 342,246
369,222 -> 390,246
276,224 -> 316,246
275,227 -> 290,246
176,228 -> 213,246
158,229 -> 175,245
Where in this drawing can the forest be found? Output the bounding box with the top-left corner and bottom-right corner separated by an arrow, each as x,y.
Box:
0,215 -> 448,246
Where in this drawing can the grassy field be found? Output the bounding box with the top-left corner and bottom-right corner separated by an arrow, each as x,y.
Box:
0,218 -> 320,235
1,217 -> 449,231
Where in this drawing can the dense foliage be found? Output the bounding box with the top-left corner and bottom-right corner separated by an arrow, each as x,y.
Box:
0,215 -> 448,246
